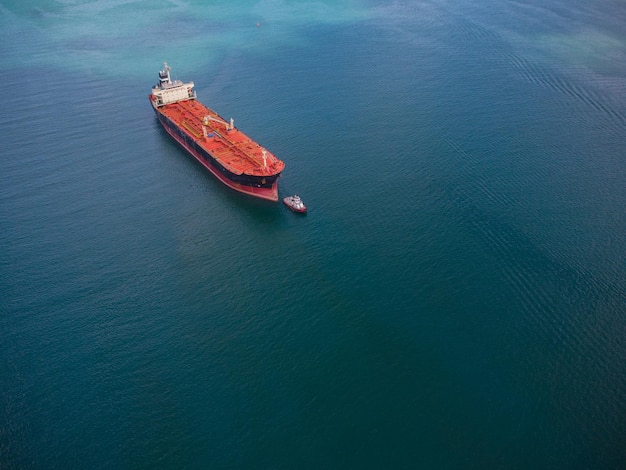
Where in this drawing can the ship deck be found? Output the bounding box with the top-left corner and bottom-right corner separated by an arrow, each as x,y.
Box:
157,99 -> 284,177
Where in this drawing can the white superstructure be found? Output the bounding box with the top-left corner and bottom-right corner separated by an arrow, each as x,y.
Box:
150,62 -> 196,107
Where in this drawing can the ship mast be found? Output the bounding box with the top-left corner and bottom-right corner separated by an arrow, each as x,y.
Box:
159,62 -> 172,87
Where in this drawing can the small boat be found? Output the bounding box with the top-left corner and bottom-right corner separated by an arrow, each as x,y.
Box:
283,195 -> 307,213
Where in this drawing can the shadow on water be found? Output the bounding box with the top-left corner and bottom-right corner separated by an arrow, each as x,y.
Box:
154,121 -> 288,226
228,191 -> 286,224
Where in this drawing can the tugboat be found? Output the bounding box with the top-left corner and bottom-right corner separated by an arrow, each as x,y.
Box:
283,195 -> 307,213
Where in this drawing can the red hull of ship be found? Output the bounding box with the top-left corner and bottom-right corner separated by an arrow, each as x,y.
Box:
149,63 -> 284,201
157,113 -> 280,201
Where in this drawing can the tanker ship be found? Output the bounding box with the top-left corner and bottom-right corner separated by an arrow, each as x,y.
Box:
149,63 -> 285,201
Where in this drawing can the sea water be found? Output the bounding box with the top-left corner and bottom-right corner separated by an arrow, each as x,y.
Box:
1,0 -> 625,468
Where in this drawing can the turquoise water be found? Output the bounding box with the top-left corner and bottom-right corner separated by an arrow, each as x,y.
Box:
1,1 -> 625,468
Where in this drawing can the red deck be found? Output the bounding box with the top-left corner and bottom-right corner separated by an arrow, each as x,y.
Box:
157,118 -> 281,201
157,99 -> 284,177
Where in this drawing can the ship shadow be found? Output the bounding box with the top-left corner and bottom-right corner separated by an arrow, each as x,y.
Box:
155,122 -> 287,226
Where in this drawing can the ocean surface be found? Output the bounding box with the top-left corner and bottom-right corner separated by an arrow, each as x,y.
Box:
1,0 -> 625,468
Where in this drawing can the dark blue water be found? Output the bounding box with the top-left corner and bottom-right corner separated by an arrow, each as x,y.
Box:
1,1 -> 625,468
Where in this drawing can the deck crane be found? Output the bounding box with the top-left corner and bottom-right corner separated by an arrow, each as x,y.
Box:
202,115 -> 234,133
